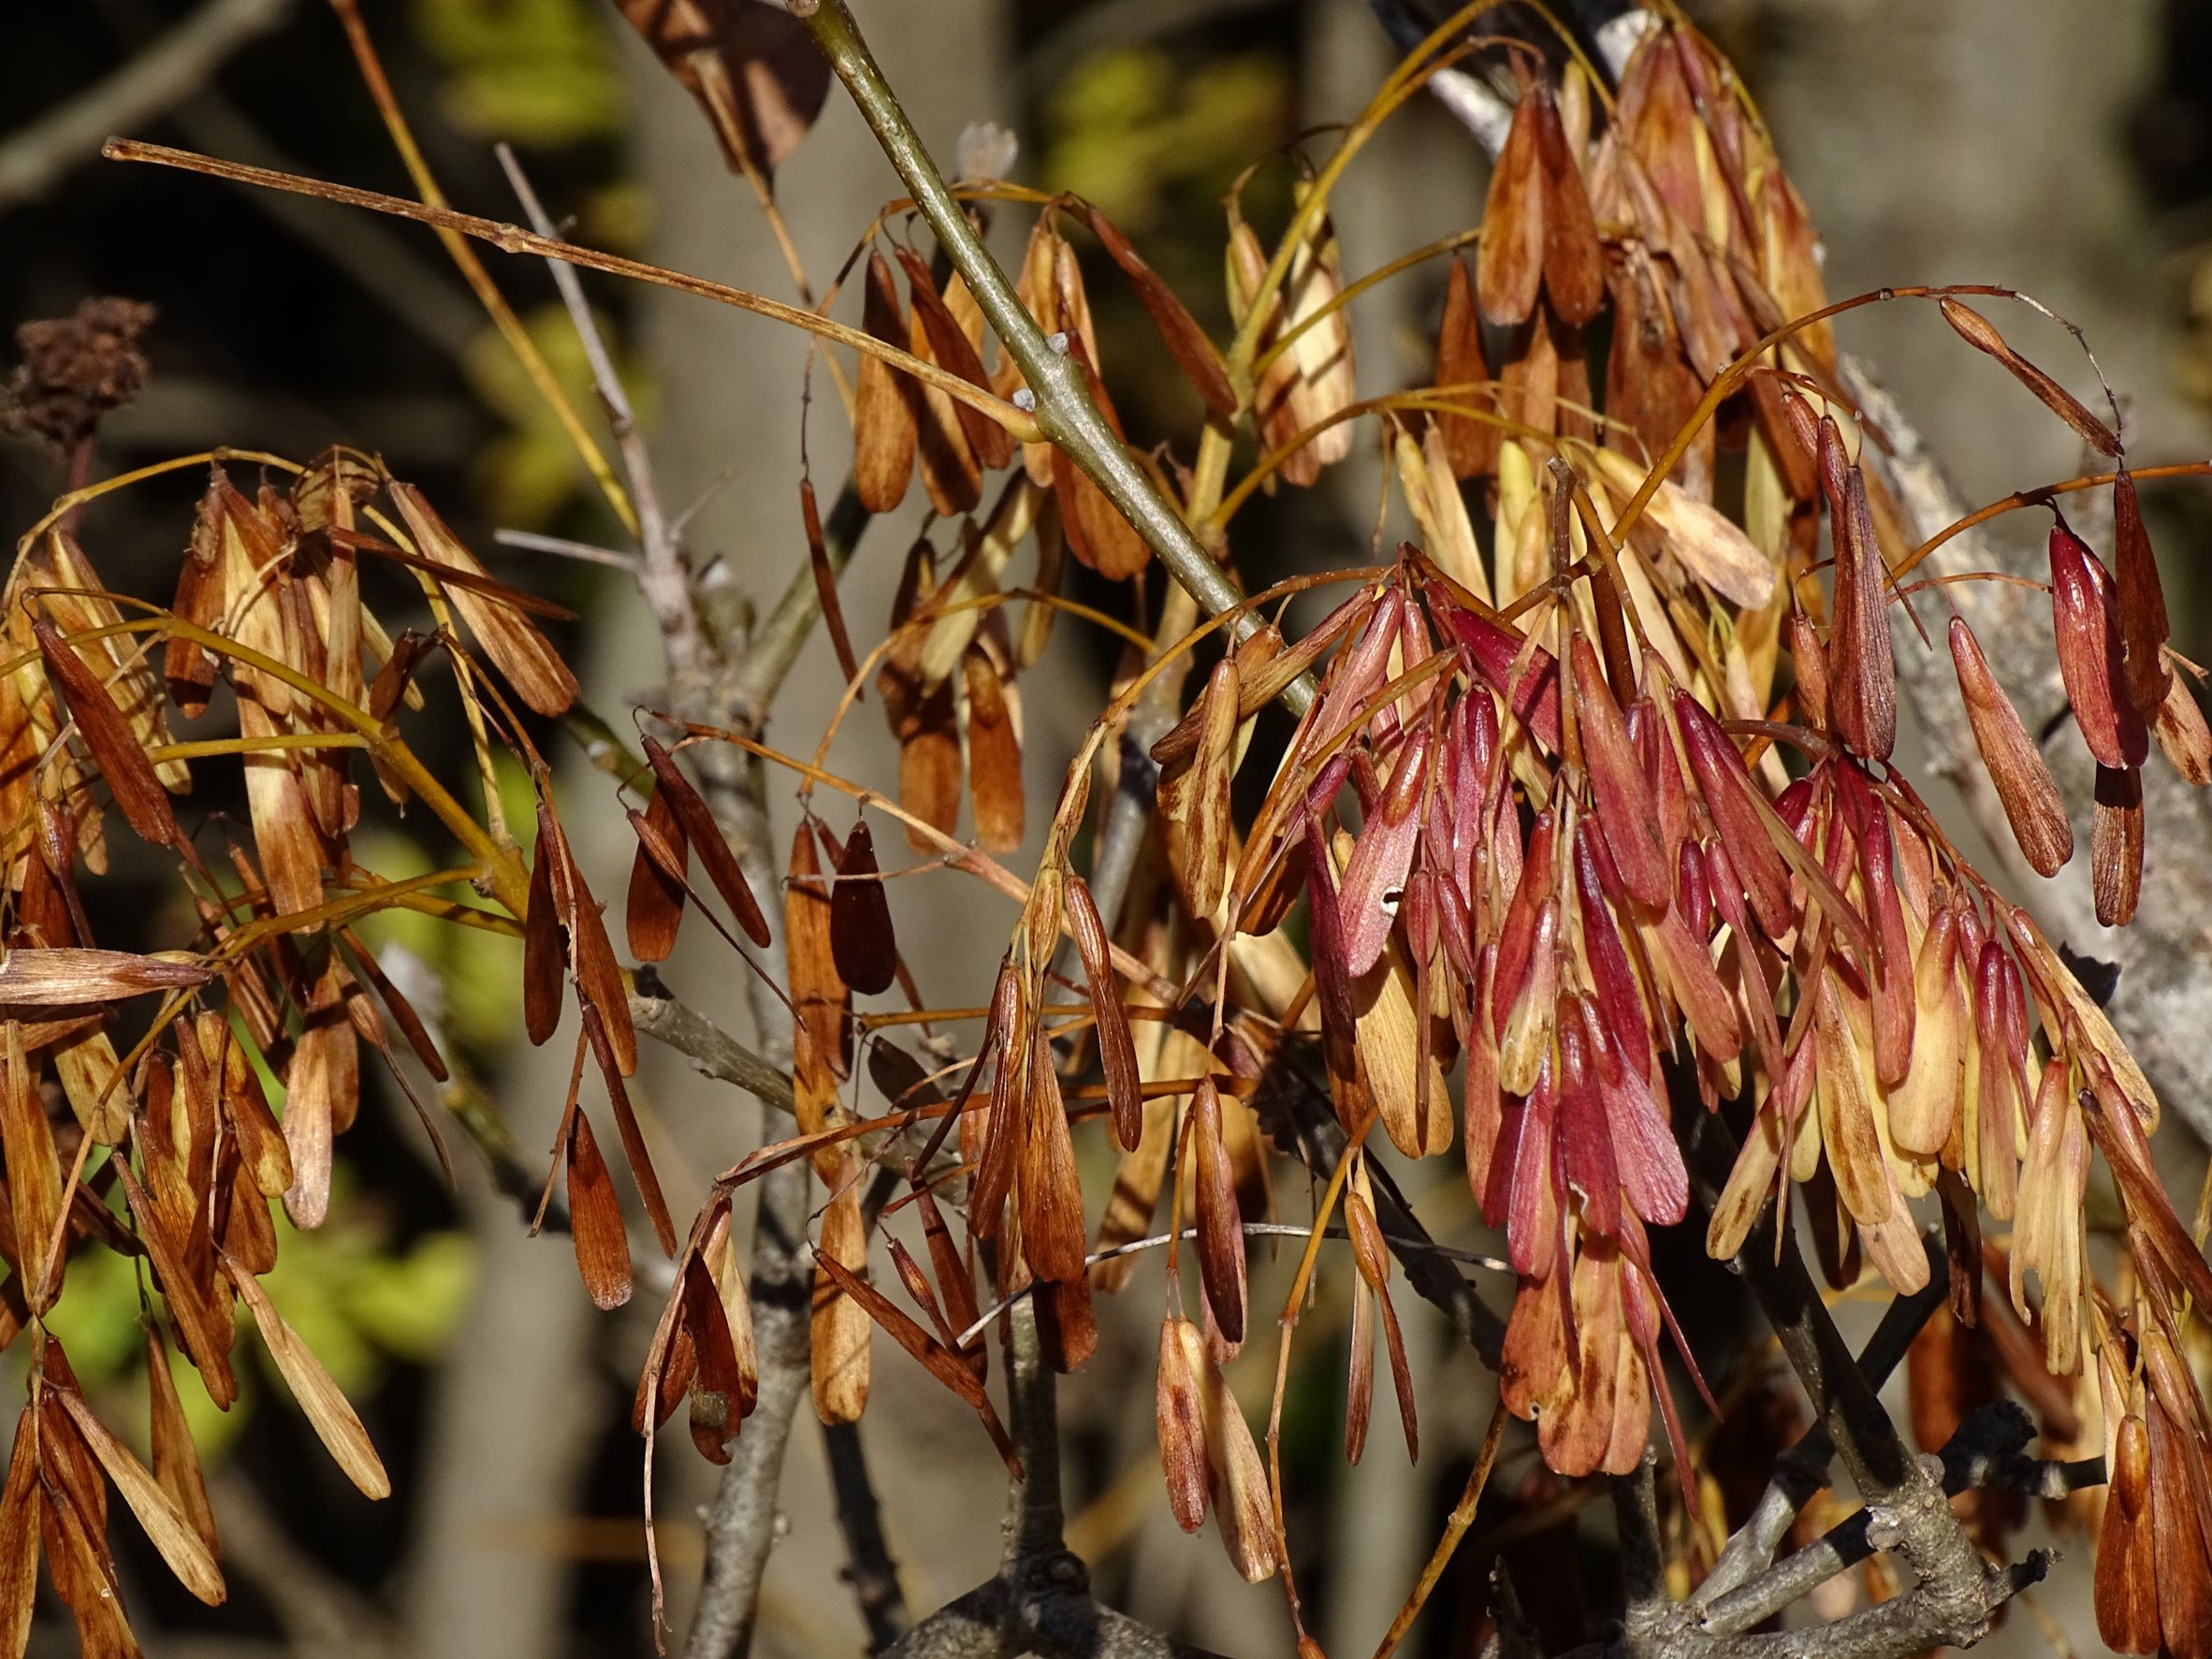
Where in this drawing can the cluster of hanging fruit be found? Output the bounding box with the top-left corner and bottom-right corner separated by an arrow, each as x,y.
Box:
0,446 -> 609,1650
10,7 -> 2212,1655
628,18 -> 2212,1636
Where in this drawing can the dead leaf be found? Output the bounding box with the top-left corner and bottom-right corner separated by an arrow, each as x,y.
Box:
612,0 -> 829,185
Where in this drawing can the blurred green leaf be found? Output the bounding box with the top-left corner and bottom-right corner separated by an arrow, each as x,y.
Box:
344,1231 -> 477,1361
37,1241 -> 146,1382
16,1173 -> 474,1472
466,304 -> 651,529
353,819 -> 526,1056
413,0 -> 626,147
1043,48 -> 1291,231
261,1178 -> 477,1395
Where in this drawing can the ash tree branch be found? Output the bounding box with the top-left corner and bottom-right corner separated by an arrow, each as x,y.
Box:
879,1290 -> 1234,1659
497,144 -> 702,677
493,112 -> 910,1659
1679,1116 -> 2046,1657
1613,1453 -> 1668,1642
1001,1289 -> 1067,1566
679,768 -> 815,1659
789,0 -> 1314,717
1714,1553 -> 2051,1659
1695,1233 -> 1948,1608
1699,1402 -> 2094,1639
827,1419 -> 912,1652
501,134 -> 893,1659
386,124 -> 836,1659
740,11 -> 1273,1655
628,976 -> 796,1115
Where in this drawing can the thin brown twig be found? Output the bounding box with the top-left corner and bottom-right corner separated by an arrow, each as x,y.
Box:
98,138 -> 1041,444
1370,1398 -> 1510,1659
320,0 -> 636,531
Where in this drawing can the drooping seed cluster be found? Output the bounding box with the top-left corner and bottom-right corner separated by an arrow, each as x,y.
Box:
9,10 -> 2212,1655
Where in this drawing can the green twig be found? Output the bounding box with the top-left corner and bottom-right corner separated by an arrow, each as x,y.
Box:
789,0 -> 1315,716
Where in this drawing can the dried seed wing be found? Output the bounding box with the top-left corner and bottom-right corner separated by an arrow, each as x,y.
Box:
1066,878 -> 1142,1150
53,1390 -> 224,1606
854,250 -> 919,513
1085,207 -> 1235,420
625,790 -> 689,964
1571,636 -> 1669,910
1948,618 -> 2073,876
2112,468 -> 2171,719
642,738 -> 773,946
1532,83 -> 1603,325
811,1177 -> 872,1425
2152,667 -> 2211,785
0,1407 -> 36,1656
2048,520 -> 2147,770
1821,443 -> 1896,762
144,1322 -> 217,1560
1157,1319 -> 1210,1532
0,1022 -> 63,1312
227,1258 -> 390,1498
1433,255 -> 1496,478
32,615 -> 179,849
1049,367 -> 1150,577
389,483 -> 577,716
1478,95 -> 1546,326
2091,764 -> 2143,927
1941,299 -> 2118,456
567,1109 -> 633,1310
894,249 -> 1012,473
523,824 -> 567,1047
1018,1030 -> 1087,1285
1191,1077 -> 1246,1345
963,646 -> 1025,853
828,820 -> 897,997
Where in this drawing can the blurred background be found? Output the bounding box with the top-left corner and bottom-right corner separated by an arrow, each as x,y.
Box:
5,1 -> 2210,1655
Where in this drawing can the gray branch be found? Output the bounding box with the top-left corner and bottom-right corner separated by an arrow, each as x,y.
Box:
0,0 -> 295,211
1614,1454 -> 1668,1648
1700,1402 -> 2094,1638
678,768 -> 817,1659
629,978 -> 795,1115
496,144 -> 704,676
504,124 -> 883,1659
1695,1236 -> 1948,1608
1710,1555 -> 2051,1659
494,97 -> 899,1659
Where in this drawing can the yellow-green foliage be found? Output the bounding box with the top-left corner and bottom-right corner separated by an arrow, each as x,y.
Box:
413,0 -> 626,147
1042,48 -> 1290,231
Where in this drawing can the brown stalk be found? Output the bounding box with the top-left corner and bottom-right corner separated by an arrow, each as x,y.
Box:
100,140 -> 1041,445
